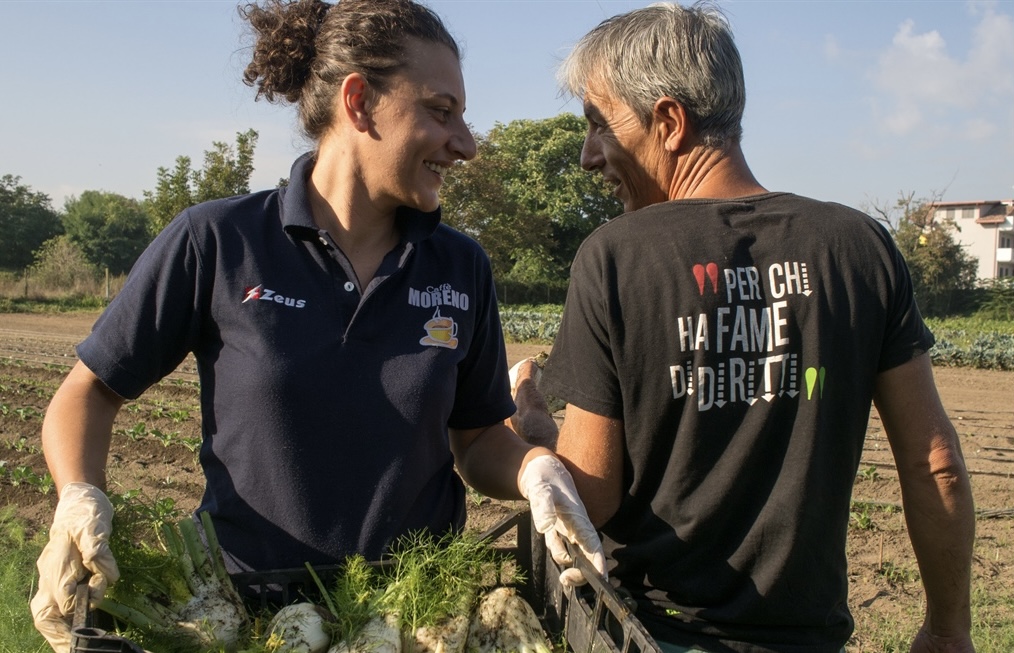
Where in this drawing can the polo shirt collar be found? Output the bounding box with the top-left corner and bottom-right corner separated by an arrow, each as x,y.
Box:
279,152 -> 442,244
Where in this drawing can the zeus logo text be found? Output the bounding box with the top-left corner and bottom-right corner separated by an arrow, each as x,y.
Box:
242,285 -> 307,309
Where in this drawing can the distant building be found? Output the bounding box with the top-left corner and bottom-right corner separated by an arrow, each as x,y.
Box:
928,200 -> 1014,280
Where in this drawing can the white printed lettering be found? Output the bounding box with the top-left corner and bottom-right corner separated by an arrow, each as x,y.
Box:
772,300 -> 789,347
697,366 -> 714,410
694,314 -> 710,351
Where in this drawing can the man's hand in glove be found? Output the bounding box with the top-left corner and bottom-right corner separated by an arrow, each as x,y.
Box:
30,482 -> 119,653
520,454 -> 607,588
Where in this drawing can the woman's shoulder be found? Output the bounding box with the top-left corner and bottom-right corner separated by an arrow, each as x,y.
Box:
431,222 -> 487,252
182,188 -> 281,227
150,188 -> 285,257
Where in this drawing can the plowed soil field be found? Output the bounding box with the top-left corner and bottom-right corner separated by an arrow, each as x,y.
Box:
2,311 -> 1012,650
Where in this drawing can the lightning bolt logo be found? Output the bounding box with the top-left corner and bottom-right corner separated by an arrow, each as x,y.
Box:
243,285 -> 262,303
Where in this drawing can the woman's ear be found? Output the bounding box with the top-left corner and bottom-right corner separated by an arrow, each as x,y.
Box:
340,73 -> 372,132
654,96 -> 689,152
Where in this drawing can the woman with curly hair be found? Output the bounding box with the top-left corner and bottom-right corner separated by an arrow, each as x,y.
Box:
30,2 -> 604,649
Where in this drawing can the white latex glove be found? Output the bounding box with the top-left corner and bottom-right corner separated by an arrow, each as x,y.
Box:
30,482 -> 120,653
520,454 -> 608,588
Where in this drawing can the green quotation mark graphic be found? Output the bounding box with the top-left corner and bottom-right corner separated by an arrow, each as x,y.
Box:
805,366 -> 826,400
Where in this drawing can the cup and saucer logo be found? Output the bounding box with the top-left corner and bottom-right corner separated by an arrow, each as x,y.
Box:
420,308 -> 458,349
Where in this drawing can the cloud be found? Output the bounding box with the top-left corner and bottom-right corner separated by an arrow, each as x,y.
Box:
961,117 -> 996,140
870,2 -> 1014,135
823,33 -> 842,61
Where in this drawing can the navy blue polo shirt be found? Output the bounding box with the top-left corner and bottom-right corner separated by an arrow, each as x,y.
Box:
78,153 -> 515,571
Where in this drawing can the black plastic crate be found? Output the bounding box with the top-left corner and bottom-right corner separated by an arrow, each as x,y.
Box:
70,584 -> 146,653
71,509 -> 662,653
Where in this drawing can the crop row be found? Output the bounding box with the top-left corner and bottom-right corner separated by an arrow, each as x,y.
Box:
929,331 -> 1014,371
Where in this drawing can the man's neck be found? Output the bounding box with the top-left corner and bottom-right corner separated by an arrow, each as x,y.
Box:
668,144 -> 767,201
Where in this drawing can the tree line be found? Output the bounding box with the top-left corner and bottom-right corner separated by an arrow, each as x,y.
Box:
1,115 -> 1001,317
1,128 -> 261,282
1,117 -> 621,303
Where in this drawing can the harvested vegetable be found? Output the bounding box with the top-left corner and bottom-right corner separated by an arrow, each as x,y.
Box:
101,496 -> 549,653
264,602 -> 333,653
465,587 -> 552,653
100,495 -> 249,652
315,531 -> 501,652
326,613 -> 401,653
409,613 -> 470,653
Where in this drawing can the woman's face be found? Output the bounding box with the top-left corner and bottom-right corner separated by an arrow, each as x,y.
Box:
360,39 -> 476,215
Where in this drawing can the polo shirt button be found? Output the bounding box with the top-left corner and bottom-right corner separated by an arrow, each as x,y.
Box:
344,281 -> 355,292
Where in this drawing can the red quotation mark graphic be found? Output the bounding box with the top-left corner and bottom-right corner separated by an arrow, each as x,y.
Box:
693,263 -> 720,295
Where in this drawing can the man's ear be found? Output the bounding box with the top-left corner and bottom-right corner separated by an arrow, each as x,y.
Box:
654,96 -> 689,152
340,73 -> 372,132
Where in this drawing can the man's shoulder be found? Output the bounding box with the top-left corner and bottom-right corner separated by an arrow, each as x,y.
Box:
584,192 -> 877,233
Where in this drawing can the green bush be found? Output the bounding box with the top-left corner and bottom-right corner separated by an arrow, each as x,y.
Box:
975,278 -> 1014,320
29,235 -> 99,289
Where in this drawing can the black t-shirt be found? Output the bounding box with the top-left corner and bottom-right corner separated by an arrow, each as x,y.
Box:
541,193 -> 933,653
78,154 -> 515,571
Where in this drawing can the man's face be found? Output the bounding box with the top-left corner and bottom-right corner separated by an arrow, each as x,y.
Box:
579,78 -> 672,213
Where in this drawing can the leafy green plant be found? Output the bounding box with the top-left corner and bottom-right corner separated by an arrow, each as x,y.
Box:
858,465 -> 880,482
8,465 -> 36,487
168,409 -> 192,423
466,486 -> 488,508
850,508 -> 875,531
34,472 -> 54,495
122,422 -> 148,441
178,436 -> 202,454
150,427 -> 180,448
14,406 -> 41,422
877,561 -> 919,585
8,437 -> 39,454
110,490 -> 181,529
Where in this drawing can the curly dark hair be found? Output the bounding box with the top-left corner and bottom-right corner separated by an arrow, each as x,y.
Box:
240,0 -> 460,142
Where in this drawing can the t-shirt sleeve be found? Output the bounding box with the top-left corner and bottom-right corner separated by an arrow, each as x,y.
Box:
76,211 -> 205,399
873,221 -> 936,372
447,249 -> 515,429
540,235 -> 623,419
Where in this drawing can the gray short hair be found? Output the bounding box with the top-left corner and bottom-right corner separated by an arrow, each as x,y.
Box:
558,1 -> 744,148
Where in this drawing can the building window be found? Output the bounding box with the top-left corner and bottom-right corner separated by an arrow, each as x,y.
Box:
960,207 -> 975,219
1001,236 -> 1013,249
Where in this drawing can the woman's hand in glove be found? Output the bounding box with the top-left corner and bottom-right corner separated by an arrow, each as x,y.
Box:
519,454 -> 607,587
30,482 -> 119,653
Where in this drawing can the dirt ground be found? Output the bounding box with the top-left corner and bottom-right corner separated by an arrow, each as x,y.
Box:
2,311 -> 1012,650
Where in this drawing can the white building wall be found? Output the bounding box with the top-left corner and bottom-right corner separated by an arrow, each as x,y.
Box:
937,206 -> 997,280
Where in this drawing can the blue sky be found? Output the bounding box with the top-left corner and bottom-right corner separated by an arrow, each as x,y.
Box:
2,0 -> 1012,215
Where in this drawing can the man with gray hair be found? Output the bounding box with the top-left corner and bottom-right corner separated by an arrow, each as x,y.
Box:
511,2 -> 976,652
